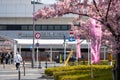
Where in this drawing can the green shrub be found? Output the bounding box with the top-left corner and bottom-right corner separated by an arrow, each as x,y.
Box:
45,65 -> 112,76
45,65 -> 113,80
54,70 -> 90,80
59,72 -> 112,80
60,74 -> 90,80
68,60 -> 115,66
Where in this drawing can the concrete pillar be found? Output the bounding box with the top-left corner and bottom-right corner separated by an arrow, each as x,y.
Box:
19,44 -> 21,54
50,47 -> 52,62
104,46 -> 106,60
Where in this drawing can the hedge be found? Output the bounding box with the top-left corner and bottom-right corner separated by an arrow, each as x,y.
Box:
45,65 -> 112,76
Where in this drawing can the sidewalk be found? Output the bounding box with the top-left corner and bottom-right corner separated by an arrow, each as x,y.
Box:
0,61 -> 63,80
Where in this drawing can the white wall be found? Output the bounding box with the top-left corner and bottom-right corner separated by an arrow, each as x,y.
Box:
0,0 -> 46,17
0,0 -> 77,17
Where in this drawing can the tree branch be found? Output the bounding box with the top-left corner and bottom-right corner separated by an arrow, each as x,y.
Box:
101,21 -> 117,37
93,0 -> 102,17
105,0 -> 112,21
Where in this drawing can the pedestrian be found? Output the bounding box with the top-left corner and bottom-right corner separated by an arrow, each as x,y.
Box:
107,53 -> 112,65
1,52 -> 6,64
81,55 -> 85,64
7,52 -> 12,64
5,53 -> 9,64
14,52 -> 22,70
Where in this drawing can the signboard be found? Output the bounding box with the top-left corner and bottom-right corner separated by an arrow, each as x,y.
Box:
68,36 -> 76,42
35,32 -> 41,39
69,30 -> 74,37
35,43 -> 40,47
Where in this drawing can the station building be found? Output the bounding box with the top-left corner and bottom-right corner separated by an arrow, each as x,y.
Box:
0,0 -> 107,62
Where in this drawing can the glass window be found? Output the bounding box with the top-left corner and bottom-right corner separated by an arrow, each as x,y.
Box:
54,25 -> 61,30
0,26 -> 6,30
61,25 -> 67,30
7,25 -> 21,30
21,25 -> 28,30
0,25 -> 71,31
67,25 -> 71,30
35,25 -> 42,30
48,25 -> 54,30
41,25 -> 48,30
28,25 -> 33,30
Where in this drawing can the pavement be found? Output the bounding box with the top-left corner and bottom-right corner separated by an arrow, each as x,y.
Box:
0,61 -> 63,80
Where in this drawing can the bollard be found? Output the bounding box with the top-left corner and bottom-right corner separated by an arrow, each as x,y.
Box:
3,60 -> 5,69
38,60 -> 42,69
23,60 -> 26,76
18,67 -> 21,80
45,61 -> 47,68
54,61 -> 56,67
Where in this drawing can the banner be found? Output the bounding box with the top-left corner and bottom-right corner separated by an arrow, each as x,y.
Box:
90,18 -> 102,64
76,36 -> 81,59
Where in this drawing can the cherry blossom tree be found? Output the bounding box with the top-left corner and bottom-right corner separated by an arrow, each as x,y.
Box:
34,0 -> 120,79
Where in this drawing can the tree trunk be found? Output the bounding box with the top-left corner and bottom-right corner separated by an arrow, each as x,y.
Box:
116,52 -> 120,80
115,36 -> 120,80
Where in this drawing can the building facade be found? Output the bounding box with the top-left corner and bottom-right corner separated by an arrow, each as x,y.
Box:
0,0 -> 107,62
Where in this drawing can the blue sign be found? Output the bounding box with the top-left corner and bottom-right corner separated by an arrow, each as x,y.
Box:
68,36 -> 76,42
35,43 -> 40,47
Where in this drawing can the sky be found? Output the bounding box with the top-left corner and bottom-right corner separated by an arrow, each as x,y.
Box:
41,0 -> 57,4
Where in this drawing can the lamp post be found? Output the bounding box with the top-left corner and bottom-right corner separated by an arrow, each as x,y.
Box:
31,0 -> 35,68
31,0 -> 42,68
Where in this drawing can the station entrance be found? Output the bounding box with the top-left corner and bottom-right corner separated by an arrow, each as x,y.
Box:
0,35 -> 17,64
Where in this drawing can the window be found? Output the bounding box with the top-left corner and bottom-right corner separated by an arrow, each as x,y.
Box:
48,25 -> 54,30
35,25 -> 42,30
41,25 -> 48,30
61,25 -> 68,30
28,25 -> 33,30
0,26 -> 6,30
54,25 -> 61,30
0,25 -> 71,31
21,25 -> 28,30
7,25 -> 21,30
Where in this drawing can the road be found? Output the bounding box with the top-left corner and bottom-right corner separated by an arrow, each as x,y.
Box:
0,61 -> 63,80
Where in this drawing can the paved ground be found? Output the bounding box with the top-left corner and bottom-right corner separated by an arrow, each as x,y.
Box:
0,61 -> 63,80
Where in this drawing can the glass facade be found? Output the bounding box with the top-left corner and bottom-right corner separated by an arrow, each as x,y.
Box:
0,25 -> 71,31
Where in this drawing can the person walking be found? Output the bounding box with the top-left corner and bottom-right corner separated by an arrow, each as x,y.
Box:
1,52 -> 6,64
14,52 -> 22,70
7,52 -> 12,64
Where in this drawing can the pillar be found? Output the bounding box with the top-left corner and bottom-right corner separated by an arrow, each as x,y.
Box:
50,47 -> 53,62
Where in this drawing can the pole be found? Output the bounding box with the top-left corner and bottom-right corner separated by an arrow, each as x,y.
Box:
103,46 -> 106,60
18,67 -> 21,80
3,60 -> 5,68
32,0 -> 35,68
36,47 -> 38,68
23,60 -> 26,76
50,47 -> 52,62
90,40 -> 93,78
64,35 -> 66,62
88,40 -> 90,65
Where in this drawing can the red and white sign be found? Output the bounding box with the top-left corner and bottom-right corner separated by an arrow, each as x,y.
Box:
35,32 -> 41,39
69,30 -> 74,37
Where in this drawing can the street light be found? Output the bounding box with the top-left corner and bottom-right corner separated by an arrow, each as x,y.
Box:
31,0 -> 42,68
